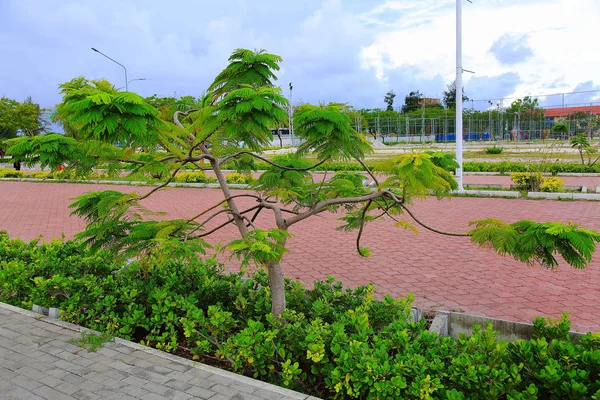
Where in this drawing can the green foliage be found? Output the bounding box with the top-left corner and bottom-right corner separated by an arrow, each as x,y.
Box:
70,331 -> 114,352
377,153 -> 457,200
0,96 -> 49,138
552,122 -> 569,134
469,219 -> 600,269
217,86 -> 289,151
208,48 -> 283,100
6,134 -> 85,171
229,229 -> 291,267
294,104 -> 372,161
0,168 -> 25,178
57,78 -> 163,147
252,155 -> 314,205
511,172 -> 544,192
2,233 -> 600,399
540,177 -> 565,193
225,172 -> 255,184
174,171 -> 209,183
485,145 -> 504,155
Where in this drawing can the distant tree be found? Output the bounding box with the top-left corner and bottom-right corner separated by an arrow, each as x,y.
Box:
570,133 -> 600,166
384,90 -> 396,111
0,96 -> 48,157
443,81 -> 469,109
401,91 -> 423,114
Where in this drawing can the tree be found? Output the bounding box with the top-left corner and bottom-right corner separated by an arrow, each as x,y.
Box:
401,91 -> 423,113
443,81 -> 469,109
7,48 -> 600,318
384,90 -> 396,112
570,133 -> 600,166
0,96 -> 48,157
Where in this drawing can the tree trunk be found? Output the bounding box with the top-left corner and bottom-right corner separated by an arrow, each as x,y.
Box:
267,261 -> 286,316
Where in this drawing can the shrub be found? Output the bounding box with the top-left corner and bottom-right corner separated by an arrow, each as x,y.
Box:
0,168 -> 25,178
2,231 -> 600,399
174,171 -> 208,183
540,177 -> 565,193
226,172 -> 255,184
511,172 -> 544,191
28,171 -> 51,179
485,145 -> 504,155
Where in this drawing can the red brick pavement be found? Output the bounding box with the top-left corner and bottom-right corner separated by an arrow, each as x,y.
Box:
1,181 -> 600,332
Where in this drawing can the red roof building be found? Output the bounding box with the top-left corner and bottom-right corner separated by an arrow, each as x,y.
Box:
544,105 -> 600,118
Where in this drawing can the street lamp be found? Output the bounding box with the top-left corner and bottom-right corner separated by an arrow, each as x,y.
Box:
91,47 -> 129,91
128,78 -> 146,86
116,78 -> 146,91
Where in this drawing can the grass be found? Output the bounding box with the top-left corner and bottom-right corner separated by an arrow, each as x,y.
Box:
70,331 -> 114,353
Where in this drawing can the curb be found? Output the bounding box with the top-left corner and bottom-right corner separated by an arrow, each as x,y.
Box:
527,191 -> 600,201
0,302 -> 318,400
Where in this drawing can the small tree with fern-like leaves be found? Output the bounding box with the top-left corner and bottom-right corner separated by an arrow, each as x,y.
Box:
7,48 -> 600,317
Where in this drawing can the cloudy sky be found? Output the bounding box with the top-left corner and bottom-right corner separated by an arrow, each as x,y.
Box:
1,0 -> 599,113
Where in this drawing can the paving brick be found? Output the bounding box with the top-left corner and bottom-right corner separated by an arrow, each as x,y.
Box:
33,385 -> 77,400
186,385 -> 217,399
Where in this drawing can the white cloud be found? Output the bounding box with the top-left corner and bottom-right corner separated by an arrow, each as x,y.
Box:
360,0 -> 600,101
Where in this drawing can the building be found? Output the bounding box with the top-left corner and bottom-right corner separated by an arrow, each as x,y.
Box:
418,98 -> 441,106
544,105 -> 600,122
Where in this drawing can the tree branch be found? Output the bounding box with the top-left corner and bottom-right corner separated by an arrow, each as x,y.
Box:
356,200 -> 372,257
283,190 -> 387,228
218,151 -> 327,171
137,167 -> 180,201
356,158 -> 379,187
398,203 -> 469,237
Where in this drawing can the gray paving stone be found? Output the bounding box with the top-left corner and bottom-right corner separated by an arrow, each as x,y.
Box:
164,378 -> 193,392
0,303 -> 314,400
71,390 -> 102,400
186,385 -> 217,399
2,385 -> 45,400
33,385 -> 77,400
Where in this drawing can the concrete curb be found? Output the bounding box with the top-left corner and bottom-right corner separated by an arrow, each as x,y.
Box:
0,302 -> 318,400
0,177 -> 252,190
454,189 -> 521,198
432,310 -> 586,342
527,191 -> 600,201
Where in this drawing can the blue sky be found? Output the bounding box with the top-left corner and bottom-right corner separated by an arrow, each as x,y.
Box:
1,0 -> 599,113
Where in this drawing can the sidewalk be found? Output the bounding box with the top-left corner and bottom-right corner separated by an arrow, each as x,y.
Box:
0,302 -> 317,400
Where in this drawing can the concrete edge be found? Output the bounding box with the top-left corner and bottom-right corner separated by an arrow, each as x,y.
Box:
0,302 -> 314,400
0,178 -> 252,190
438,310 -> 587,342
453,189 -> 521,198
527,191 -> 600,201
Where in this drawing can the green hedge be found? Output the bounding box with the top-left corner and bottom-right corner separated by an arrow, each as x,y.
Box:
464,162 -> 600,175
1,232 -> 600,398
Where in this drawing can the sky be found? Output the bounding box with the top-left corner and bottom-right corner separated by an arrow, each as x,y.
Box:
1,0 -> 599,114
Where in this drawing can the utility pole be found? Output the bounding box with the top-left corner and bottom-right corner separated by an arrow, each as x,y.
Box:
289,83 -> 294,146
455,0 -> 464,190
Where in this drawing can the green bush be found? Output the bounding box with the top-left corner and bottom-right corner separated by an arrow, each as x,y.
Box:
464,161 -> 600,175
0,168 -> 25,178
2,231 -> 600,398
511,172 -> 544,191
28,171 -> 52,179
174,171 -> 208,183
226,172 -> 255,184
540,177 -> 565,193
485,146 -> 504,155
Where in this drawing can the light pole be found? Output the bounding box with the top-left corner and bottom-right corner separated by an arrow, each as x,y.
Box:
455,0 -> 473,190
91,47 -> 129,91
289,82 -> 294,146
